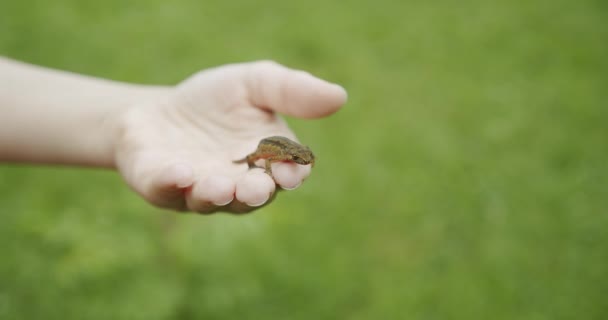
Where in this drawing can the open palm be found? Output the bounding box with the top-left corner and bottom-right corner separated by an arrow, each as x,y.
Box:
114,61 -> 346,214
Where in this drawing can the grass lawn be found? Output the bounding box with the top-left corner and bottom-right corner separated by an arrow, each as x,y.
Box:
1,0 -> 607,319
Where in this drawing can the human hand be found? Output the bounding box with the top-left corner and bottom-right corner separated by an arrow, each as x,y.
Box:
113,61 -> 347,214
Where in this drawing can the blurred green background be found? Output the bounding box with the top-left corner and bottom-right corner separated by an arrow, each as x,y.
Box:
1,0 -> 607,319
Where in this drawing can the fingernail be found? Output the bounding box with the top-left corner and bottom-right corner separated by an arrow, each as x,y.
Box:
214,196 -> 234,206
245,198 -> 268,207
281,181 -> 302,190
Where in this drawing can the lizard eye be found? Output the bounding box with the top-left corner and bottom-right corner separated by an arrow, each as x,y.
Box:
292,155 -> 300,161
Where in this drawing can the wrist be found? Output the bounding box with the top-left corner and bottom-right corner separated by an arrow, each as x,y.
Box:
0,57 -> 173,169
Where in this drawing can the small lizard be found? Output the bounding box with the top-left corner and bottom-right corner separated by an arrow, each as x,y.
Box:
233,136 -> 315,176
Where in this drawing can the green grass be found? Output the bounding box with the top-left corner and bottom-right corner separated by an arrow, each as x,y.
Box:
1,0 -> 607,319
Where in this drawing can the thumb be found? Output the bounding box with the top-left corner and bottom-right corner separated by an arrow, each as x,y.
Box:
244,61 -> 348,119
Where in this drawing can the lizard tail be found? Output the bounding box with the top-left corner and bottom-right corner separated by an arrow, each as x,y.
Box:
233,157 -> 248,164
233,155 -> 256,168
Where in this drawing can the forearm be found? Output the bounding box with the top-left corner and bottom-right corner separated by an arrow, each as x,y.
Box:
0,57 -> 169,168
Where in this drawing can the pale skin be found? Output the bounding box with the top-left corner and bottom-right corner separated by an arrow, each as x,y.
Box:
0,57 -> 347,214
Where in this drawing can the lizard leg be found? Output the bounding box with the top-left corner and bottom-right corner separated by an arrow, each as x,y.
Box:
264,156 -> 284,176
264,158 -> 273,175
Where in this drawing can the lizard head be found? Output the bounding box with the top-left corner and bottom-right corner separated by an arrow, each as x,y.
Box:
290,146 -> 315,167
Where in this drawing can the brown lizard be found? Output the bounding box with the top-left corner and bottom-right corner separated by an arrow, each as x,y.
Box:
233,136 -> 315,176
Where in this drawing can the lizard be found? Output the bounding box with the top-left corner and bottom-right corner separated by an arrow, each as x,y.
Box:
233,136 -> 315,177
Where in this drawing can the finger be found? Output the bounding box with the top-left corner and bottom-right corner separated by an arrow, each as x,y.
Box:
234,168 -> 276,207
142,162 -> 194,210
245,61 -> 348,119
186,175 -> 235,213
271,162 -> 311,190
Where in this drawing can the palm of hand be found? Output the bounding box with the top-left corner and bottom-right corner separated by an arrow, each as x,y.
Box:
114,62 -> 345,214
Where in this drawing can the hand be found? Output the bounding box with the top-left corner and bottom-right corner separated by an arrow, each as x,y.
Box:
113,61 -> 347,214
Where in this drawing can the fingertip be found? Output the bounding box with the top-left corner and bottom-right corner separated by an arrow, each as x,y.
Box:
172,163 -> 195,188
186,175 -> 235,213
246,61 -> 348,119
154,162 -> 194,190
198,175 -> 236,205
272,162 -> 311,190
142,162 -> 193,210
332,83 -> 348,109
235,169 -> 276,206
294,75 -> 348,119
